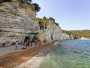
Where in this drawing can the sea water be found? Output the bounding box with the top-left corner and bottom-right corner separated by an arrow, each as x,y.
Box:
39,40 -> 90,68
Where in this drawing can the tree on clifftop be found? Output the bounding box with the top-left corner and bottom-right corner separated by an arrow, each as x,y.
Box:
19,0 -> 40,12
32,3 -> 40,12
0,0 -> 32,3
0,0 -> 41,13
0,0 -> 12,3
19,0 -> 32,4
49,17 -> 55,23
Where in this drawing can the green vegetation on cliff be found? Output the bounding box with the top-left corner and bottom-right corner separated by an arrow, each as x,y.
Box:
36,17 -> 60,27
64,30 -> 90,38
0,0 -> 40,12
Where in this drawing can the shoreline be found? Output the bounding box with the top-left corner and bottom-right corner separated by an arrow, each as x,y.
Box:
16,47 -> 51,68
17,41 -> 59,68
0,41 -> 57,68
17,56 -> 44,68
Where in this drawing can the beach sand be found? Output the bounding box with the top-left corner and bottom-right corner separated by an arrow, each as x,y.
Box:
0,41 -> 56,68
16,41 -> 58,68
0,46 -> 22,56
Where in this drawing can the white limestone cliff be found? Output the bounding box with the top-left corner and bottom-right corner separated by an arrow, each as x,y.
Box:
0,1 -> 69,46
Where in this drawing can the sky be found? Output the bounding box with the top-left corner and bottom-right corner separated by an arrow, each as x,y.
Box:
33,0 -> 90,30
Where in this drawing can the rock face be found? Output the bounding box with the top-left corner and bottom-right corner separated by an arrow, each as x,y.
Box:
46,19 -> 69,41
0,1 -> 69,46
0,2 -> 39,45
37,18 -> 70,42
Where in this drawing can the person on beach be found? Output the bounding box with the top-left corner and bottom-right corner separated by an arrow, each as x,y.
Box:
23,36 -> 30,49
15,41 -> 21,49
39,21 -> 44,31
30,35 -> 38,47
2,43 -> 6,47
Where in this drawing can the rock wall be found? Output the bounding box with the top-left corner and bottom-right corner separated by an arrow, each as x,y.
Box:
0,2 -> 39,44
0,2 -> 69,46
37,18 -> 70,42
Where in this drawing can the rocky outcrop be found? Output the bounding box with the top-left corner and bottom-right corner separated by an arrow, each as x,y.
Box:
0,2 -> 39,45
37,18 -> 70,42
0,1 -> 69,46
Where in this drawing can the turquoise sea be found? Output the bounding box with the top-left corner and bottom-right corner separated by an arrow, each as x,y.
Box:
39,40 -> 90,68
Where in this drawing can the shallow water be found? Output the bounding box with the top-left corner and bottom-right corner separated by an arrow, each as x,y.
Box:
39,40 -> 90,68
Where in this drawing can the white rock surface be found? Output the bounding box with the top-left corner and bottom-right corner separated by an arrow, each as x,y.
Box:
0,2 -> 39,43
16,56 -> 44,68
